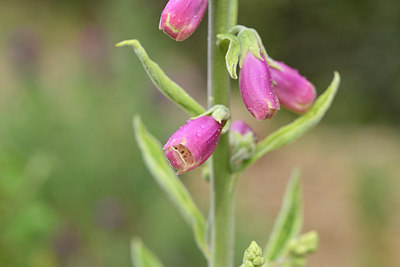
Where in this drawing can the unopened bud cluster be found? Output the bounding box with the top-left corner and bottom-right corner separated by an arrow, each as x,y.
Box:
240,241 -> 265,267
278,231 -> 319,267
287,231 -> 318,257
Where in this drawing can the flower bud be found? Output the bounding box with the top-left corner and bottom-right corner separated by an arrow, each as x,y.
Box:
230,120 -> 256,138
240,241 -> 265,267
239,52 -> 280,120
159,0 -> 208,41
229,120 -> 257,169
288,231 -> 319,257
270,61 -> 316,113
164,116 -> 223,174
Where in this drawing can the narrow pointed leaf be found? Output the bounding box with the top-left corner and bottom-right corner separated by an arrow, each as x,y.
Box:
217,33 -> 241,79
133,116 -> 209,258
239,72 -> 340,172
131,238 -> 164,267
264,169 -> 303,263
117,40 -> 205,116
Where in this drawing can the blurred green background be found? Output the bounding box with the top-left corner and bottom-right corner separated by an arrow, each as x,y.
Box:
1,0 -> 399,266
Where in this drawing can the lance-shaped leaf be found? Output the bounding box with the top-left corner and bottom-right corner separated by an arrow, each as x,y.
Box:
131,238 -> 164,267
217,33 -> 241,79
264,169 -> 303,264
238,72 -> 340,172
133,116 -> 209,258
117,40 -> 205,116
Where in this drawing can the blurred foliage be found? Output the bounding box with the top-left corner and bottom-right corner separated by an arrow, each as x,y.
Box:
354,167 -> 396,267
0,0 -> 399,266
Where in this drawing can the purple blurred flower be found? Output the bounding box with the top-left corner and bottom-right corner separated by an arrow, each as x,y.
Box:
8,28 -> 40,75
230,120 -> 256,140
270,61 -> 316,113
164,116 -> 223,173
239,52 -> 280,120
159,0 -> 208,41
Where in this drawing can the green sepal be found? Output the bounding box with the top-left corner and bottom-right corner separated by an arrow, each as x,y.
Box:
131,238 -> 164,267
238,72 -> 341,173
217,33 -> 241,79
264,169 -> 303,264
229,25 -> 282,70
116,40 -> 205,116
191,104 -> 230,123
191,104 -> 231,133
133,116 -> 209,259
237,28 -> 264,67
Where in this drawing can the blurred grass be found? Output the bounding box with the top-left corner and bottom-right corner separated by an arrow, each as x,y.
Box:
0,0 -> 399,266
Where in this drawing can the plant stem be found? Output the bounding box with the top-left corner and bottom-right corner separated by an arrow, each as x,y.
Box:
208,0 -> 234,266
229,0 -> 239,28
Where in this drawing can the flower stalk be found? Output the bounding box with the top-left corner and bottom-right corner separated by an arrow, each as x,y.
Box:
208,0 -> 235,266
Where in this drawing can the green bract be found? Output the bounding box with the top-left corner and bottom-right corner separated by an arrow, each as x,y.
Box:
131,238 -> 164,267
116,40 -> 205,116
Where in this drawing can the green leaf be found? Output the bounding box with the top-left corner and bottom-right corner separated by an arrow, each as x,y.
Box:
264,169 -> 303,264
116,40 -> 205,116
133,116 -> 209,258
217,33 -> 241,79
131,238 -> 164,267
239,72 -> 340,173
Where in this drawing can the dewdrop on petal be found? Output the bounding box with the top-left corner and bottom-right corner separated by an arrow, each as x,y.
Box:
159,0 -> 208,41
164,116 -> 223,174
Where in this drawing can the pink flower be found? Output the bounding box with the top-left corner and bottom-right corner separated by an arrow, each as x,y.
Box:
270,61 -> 316,113
239,52 -> 280,120
159,0 -> 208,41
164,116 -> 223,173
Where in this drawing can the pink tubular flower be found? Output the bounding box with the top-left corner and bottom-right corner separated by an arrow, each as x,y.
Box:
164,116 -> 223,174
159,0 -> 208,41
270,61 -> 317,113
239,52 -> 280,120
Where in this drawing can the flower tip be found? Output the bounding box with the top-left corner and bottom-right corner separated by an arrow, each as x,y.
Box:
255,108 -> 278,120
164,144 -> 194,174
271,61 -> 317,113
159,0 -> 208,41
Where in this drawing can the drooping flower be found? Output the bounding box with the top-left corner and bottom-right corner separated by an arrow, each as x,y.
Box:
270,61 -> 316,113
159,0 -> 208,41
164,116 -> 223,173
239,52 -> 280,120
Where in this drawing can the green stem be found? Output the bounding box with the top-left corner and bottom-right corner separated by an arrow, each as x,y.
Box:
229,0 -> 239,28
208,0 -> 235,266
